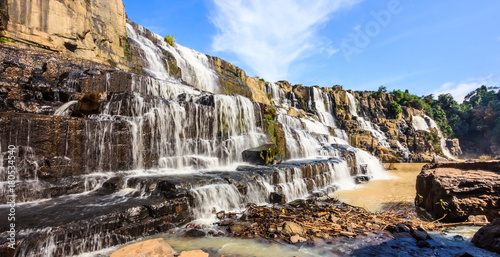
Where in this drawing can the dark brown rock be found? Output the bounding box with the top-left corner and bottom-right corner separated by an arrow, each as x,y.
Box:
416,240 -> 431,248
471,219 -> 500,254
184,229 -> 206,238
415,161 -> 500,222
73,92 -> 107,116
242,144 -> 278,165
410,227 -> 431,241
454,253 -> 474,257
269,192 -> 286,205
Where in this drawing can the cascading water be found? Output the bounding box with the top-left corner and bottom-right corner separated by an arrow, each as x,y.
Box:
171,44 -> 222,94
127,22 -> 221,94
188,158 -> 367,225
86,92 -> 267,171
264,82 -> 290,106
412,115 -> 429,131
126,23 -> 170,80
412,115 -> 456,159
347,92 -> 410,159
53,100 -> 78,116
308,87 -> 349,141
0,19 -> 403,257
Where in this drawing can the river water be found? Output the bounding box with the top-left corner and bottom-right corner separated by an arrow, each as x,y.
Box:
331,163 -> 426,212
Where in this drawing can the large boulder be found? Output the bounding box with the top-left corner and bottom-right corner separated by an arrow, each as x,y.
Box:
242,144 -> 278,165
471,219 -> 500,254
415,161 -> 500,222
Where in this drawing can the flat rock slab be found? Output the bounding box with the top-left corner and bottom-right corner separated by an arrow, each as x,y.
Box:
110,238 -> 177,257
416,161 -> 500,222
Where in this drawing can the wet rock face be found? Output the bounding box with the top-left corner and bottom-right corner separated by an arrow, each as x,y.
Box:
472,219 -> 500,254
242,144 -> 278,165
0,45 -> 127,114
0,112 -> 134,179
0,158 -> 353,256
0,194 -> 191,257
269,192 -> 286,205
415,161 -> 500,222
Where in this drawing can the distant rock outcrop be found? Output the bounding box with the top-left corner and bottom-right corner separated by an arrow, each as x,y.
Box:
415,161 -> 500,222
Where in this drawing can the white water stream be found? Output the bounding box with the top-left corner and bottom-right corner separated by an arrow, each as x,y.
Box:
412,115 -> 456,159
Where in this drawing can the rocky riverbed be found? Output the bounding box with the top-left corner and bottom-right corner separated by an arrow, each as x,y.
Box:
105,197 -> 499,257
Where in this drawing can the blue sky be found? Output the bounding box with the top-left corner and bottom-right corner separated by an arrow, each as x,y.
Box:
122,0 -> 500,102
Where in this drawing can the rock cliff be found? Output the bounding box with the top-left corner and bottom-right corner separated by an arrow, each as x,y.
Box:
1,0 -> 128,69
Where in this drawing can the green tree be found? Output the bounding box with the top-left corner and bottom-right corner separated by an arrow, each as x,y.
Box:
389,102 -> 403,118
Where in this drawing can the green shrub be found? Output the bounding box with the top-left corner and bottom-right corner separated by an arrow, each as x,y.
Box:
370,86 -> 387,99
164,34 -> 175,47
389,102 -> 402,118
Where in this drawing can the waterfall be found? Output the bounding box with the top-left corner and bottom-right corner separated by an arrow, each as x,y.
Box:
412,115 -> 429,131
347,92 -> 410,158
189,158 -> 370,225
171,44 -> 221,93
130,73 -> 202,101
412,115 -> 456,160
126,23 -> 169,80
54,100 -> 78,116
355,149 -> 390,179
308,87 -> 349,141
126,22 -> 221,94
265,82 -> 290,106
347,92 -> 358,116
191,184 -> 244,222
347,92 -> 390,147
276,109 -> 334,158
86,92 -> 266,171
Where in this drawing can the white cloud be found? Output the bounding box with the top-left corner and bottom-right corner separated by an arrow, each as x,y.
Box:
210,0 -> 360,81
432,75 -> 496,103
